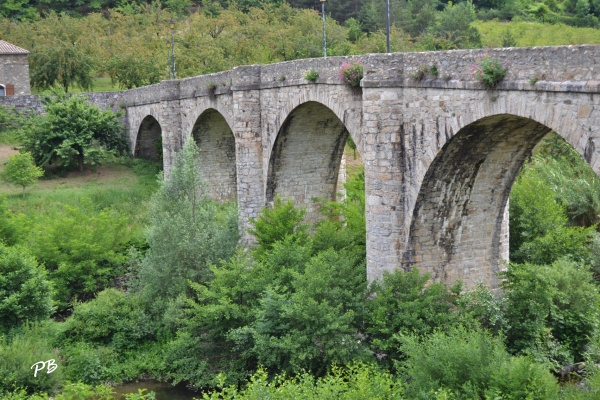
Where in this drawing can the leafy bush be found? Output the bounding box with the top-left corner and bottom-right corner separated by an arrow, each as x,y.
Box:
169,190 -> 369,385
59,289 -> 155,352
400,326 -> 559,399
248,196 -> 307,260
339,60 -> 363,87
0,198 -> 21,246
202,364 -> 403,400
366,268 -> 460,370
501,259 -> 600,368
0,244 -> 53,333
231,248 -> 369,376
59,342 -> 120,385
0,323 -> 63,396
470,53 -> 508,89
24,199 -> 131,312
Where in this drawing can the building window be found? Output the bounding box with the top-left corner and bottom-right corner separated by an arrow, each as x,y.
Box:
0,84 -> 15,96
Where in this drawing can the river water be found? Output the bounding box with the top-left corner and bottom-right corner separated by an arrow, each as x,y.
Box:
113,380 -> 200,400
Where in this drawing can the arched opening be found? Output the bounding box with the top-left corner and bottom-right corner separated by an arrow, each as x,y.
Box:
267,101 -> 351,223
0,85 -> 5,97
403,114 -> 553,288
135,115 -> 162,161
191,109 -> 237,202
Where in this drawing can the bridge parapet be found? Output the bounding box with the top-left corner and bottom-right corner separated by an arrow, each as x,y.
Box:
363,45 -> 600,93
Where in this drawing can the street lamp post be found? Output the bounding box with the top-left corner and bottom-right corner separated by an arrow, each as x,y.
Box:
386,0 -> 391,53
320,0 -> 327,58
169,18 -> 176,79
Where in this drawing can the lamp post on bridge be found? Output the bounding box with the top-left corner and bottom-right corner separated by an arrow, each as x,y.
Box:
386,0 -> 391,53
320,0 -> 327,58
168,18 -> 176,79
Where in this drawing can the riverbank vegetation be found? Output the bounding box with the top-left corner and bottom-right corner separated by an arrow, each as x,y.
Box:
2,1 -> 600,398
2,107 -> 600,397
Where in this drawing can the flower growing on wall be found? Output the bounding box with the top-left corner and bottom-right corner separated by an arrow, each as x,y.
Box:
339,60 -> 363,87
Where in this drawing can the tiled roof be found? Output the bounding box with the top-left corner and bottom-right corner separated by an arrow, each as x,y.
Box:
0,40 -> 29,54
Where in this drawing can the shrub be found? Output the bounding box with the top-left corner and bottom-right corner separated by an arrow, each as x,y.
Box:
0,244 -> 53,333
304,69 -> 319,82
0,323 -> 63,396
501,259 -> 600,369
59,289 -> 155,352
19,94 -> 128,172
24,199 -> 131,313
400,327 -> 559,399
59,342 -> 114,385
231,248 -> 369,376
248,196 -> 307,260
339,60 -> 363,87
366,268 -> 460,370
0,197 -> 23,247
202,364 -> 403,400
470,53 -> 508,89
509,154 -> 597,266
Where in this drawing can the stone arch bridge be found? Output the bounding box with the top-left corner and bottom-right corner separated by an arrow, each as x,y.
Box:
121,45 -> 600,289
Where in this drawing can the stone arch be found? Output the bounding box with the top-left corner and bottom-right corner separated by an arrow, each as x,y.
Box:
266,101 -> 351,223
135,115 -> 162,161
271,87 -> 363,160
403,110 -> 600,289
189,108 -> 237,202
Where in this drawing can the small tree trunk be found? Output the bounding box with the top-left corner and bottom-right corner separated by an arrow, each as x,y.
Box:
78,153 -> 84,172
22,186 -> 25,198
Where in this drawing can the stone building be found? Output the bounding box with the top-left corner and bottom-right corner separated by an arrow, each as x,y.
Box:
0,40 -> 30,96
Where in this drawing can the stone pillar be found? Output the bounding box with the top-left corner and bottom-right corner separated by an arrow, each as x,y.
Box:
231,66 -> 264,243
336,153 -> 346,201
362,85 -> 407,282
160,80 -> 183,179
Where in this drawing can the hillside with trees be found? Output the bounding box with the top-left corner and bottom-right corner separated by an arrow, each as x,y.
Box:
2,1 -> 600,92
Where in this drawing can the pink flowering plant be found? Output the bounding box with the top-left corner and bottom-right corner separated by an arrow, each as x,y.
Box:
339,60 -> 363,87
470,53 -> 508,89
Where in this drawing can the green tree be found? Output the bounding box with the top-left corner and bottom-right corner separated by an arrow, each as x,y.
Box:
428,0 -> 482,49
0,152 -> 43,197
30,43 -> 94,93
0,243 -> 54,333
20,95 -> 128,172
105,54 -> 162,89
137,139 -> 239,318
